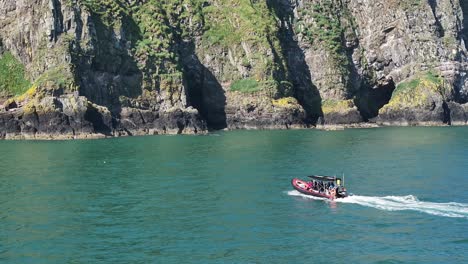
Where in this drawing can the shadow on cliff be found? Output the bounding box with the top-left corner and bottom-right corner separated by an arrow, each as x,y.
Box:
50,0 -> 64,42
179,41 -> 227,130
71,11 -> 144,135
267,0 -> 323,125
460,0 -> 468,50
427,0 -> 445,38
73,11 -> 143,114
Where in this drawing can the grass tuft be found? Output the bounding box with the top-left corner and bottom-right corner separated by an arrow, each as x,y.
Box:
0,52 -> 31,96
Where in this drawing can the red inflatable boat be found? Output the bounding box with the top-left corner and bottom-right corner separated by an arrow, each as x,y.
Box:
291,175 -> 348,199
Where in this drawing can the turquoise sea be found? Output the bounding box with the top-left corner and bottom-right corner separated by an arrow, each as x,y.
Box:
1,127 -> 467,263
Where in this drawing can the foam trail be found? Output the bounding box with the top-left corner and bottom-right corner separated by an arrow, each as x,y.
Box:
287,190 -> 468,218
286,190 -> 327,201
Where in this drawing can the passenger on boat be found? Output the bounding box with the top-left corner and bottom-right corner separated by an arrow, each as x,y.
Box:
329,187 -> 336,199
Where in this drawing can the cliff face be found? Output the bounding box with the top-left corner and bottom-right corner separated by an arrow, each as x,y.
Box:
0,0 -> 467,139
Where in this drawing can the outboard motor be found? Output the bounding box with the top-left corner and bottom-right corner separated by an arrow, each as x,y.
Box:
337,187 -> 348,198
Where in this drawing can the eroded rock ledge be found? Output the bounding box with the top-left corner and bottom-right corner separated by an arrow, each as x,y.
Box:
0,94 -> 206,140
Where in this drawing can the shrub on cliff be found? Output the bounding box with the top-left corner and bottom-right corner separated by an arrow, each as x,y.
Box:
0,52 -> 31,96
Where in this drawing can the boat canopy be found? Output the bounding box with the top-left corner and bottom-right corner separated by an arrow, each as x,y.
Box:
307,175 -> 342,182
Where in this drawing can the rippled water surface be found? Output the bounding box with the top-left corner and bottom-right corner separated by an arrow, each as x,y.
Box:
1,127 -> 467,263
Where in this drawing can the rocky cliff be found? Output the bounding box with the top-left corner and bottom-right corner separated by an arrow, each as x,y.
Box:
0,0 -> 467,139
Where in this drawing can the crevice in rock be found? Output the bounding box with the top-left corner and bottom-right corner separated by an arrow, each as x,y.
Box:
267,0 -> 323,125
427,0 -> 445,38
442,101 -> 451,125
355,78 -> 396,121
460,0 -> 468,50
180,42 -> 227,130
122,127 -> 133,136
50,0 -> 64,42
138,110 -> 146,125
346,42 -> 364,103
176,120 -> 185,134
266,35 -> 289,99
72,5 -> 83,43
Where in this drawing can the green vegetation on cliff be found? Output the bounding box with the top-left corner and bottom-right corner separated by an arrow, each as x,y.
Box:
295,0 -> 351,70
203,0 -> 278,48
81,0 -> 126,26
0,52 -> 31,96
393,71 -> 444,96
33,65 -> 76,91
322,99 -> 355,114
382,71 -> 447,110
292,0 -> 358,99
202,0 -> 290,96
72,1 -> 292,98
230,79 -> 261,93
272,97 -> 301,109
79,0 -> 187,92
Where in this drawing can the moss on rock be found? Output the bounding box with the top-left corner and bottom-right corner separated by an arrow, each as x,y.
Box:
322,99 -> 355,114
272,97 -> 300,109
381,71 -> 447,111
0,51 -> 31,96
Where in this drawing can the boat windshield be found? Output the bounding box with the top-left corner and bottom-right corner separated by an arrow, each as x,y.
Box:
308,175 -> 341,182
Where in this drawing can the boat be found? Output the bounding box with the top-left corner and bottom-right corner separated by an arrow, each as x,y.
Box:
291,175 -> 349,199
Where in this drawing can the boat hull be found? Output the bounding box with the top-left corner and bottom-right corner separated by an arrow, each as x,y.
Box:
291,178 -> 335,199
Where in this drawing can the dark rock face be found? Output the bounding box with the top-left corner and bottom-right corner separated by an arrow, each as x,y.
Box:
0,97 -> 98,139
375,106 -> 447,126
320,110 -> 363,126
374,81 -> 448,126
0,95 -> 206,139
226,104 -> 308,130
447,102 -> 468,125
116,107 -> 205,136
376,99 -> 468,126
224,93 -> 309,130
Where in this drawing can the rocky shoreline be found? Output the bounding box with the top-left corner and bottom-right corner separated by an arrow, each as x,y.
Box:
2,123 -> 465,141
1,84 -> 467,140
2,88 -> 467,140
0,97 -> 207,140
1,108 -> 466,141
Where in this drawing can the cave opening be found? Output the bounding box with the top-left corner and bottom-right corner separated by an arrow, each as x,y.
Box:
183,65 -> 228,131
355,79 -> 396,121
179,40 -> 227,131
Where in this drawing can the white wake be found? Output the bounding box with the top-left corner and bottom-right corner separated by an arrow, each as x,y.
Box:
287,190 -> 468,218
